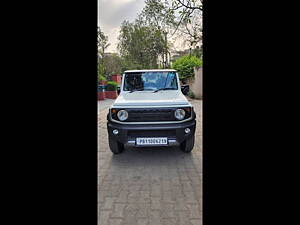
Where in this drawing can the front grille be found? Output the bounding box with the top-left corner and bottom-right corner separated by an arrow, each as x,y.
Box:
127,108 -> 175,122
111,107 -> 192,122
128,130 -> 176,138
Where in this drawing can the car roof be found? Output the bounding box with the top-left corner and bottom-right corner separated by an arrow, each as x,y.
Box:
124,69 -> 177,73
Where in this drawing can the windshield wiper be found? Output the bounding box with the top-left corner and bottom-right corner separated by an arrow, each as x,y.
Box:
129,88 -> 154,93
153,87 -> 176,93
129,88 -> 144,93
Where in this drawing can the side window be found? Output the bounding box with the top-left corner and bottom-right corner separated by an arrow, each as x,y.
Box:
124,75 -> 133,91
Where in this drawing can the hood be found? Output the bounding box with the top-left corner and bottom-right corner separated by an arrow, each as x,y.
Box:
113,90 -> 190,107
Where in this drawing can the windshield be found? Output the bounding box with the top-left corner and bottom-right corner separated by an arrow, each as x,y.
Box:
123,72 -> 178,91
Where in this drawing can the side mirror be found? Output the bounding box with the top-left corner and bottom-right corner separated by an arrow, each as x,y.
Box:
181,85 -> 189,95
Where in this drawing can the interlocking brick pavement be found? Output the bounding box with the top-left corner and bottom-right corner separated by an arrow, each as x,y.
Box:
98,99 -> 202,225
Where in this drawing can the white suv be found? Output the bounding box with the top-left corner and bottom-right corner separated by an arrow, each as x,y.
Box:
107,69 -> 196,154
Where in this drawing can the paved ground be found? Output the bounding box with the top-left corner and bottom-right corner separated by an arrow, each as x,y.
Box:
98,99 -> 202,225
98,99 -> 115,113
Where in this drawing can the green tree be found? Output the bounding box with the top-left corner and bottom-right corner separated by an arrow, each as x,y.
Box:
97,63 -> 106,82
137,0 -> 202,65
137,0 -> 175,68
103,53 -> 123,79
137,0 -> 175,31
97,27 -> 110,80
97,27 -> 110,58
117,21 -> 165,70
172,55 -> 202,82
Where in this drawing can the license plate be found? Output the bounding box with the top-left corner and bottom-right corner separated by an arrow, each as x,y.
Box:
136,137 -> 168,146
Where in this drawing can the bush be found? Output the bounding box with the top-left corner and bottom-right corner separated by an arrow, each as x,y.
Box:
172,55 -> 202,82
106,81 -> 118,91
188,90 -> 195,99
99,75 -> 106,81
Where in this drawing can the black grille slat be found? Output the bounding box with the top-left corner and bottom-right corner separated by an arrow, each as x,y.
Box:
126,108 -> 175,122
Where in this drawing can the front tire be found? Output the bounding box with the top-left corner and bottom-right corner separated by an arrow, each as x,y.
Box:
108,136 -> 124,154
180,135 -> 195,153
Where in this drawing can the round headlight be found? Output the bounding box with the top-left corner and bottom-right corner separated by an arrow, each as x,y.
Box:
174,109 -> 185,120
117,110 -> 128,121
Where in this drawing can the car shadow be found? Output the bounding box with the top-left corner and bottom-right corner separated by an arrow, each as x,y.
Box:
108,146 -> 201,170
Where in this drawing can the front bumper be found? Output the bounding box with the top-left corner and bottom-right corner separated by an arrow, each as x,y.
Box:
107,119 -> 196,147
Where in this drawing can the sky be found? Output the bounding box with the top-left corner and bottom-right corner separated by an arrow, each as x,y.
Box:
98,0 -> 194,54
98,0 -> 145,53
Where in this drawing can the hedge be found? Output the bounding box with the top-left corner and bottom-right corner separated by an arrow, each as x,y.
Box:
106,81 -> 118,91
172,55 -> 202,82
